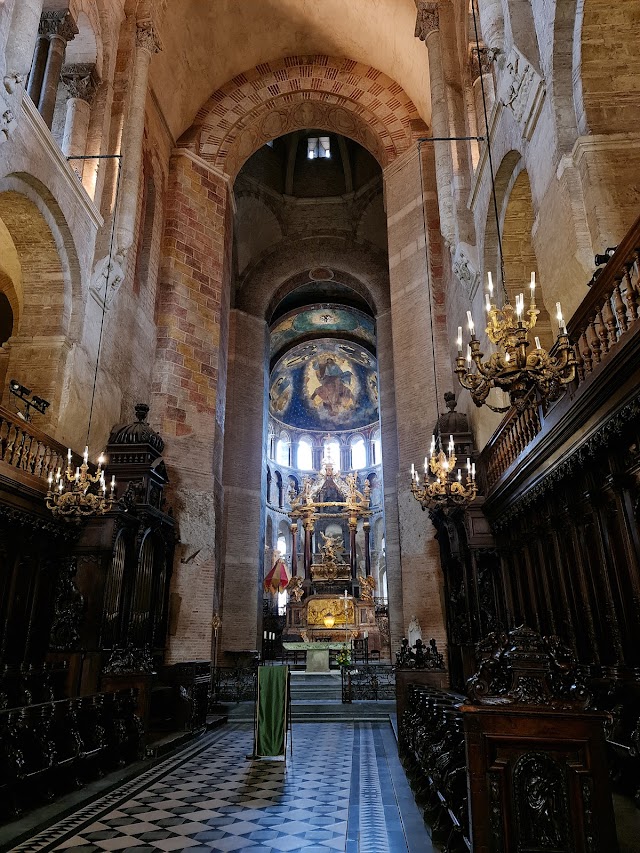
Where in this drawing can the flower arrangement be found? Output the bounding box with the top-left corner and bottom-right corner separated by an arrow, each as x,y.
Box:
336,644 -> 351,666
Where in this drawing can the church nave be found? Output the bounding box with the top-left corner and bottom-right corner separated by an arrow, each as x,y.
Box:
12,723 -> 433,853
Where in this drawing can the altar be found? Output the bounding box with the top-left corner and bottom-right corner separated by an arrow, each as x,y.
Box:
282,641 -> 344,673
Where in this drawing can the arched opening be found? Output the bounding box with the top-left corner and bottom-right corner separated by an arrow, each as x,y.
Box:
501,170 -> 553,348
323,439 -> 341,469
0,293 -> 14,347
350,436 -> 366,470
275,434 -> 290,467
0,181 -> 76,434
216,64 -> 415,658
297,438 -> 313,471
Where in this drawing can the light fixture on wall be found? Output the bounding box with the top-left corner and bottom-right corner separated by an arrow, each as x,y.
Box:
46,155 -> 122,521
8,379 -> 50,421
454,3 -> 577,413
410,433 -> 477,511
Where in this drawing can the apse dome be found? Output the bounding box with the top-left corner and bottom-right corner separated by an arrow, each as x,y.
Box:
269,338 -> 379,433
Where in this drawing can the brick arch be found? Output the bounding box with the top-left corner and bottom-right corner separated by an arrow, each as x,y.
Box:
186,56 -> 426,179
236,234 -> 390,320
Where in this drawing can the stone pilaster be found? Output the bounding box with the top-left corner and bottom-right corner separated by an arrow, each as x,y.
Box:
220,310 -> 269,655
414,2 -> 455,247
91,14 -> 162,304
152,150 -> 232,663
383,143 -> 449,665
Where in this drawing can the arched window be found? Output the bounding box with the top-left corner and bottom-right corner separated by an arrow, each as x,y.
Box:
277,534 -> 287,556
276,433 -> 290,466
297,438 -> 313,470
323,438 -> 340,468
350,437 -> 366,470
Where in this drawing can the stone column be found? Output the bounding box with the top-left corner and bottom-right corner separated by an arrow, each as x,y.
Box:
363,521 -> 371,577
61,64 -> 99,162
477,0 -> 504,52
116,18 -> 161,254
312,442 -> 323,471
26,33 -> 48,106
2,0 -> 45,146
303,519 -> 313,580
290,523 -> 298,577
415,1 -> 475,248
349,519 -> 357,579
340,444 -> 350,472
37,10 -> 77,129
415,2 -> 455,247
470,47 -> 495,137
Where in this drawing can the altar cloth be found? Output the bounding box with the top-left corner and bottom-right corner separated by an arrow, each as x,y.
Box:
283,641 -> 345,673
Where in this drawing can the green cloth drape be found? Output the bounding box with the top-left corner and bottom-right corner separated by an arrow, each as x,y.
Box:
256,665 -> 289,757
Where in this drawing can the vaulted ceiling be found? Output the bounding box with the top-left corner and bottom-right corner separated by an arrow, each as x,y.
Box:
150,0 -> 430,140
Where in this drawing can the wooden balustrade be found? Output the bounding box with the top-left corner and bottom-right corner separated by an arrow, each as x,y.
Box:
0,406 -> 71,486
479,212 -> 640,492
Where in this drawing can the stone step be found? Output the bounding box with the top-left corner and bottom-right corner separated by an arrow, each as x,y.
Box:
223,700 -> 395,723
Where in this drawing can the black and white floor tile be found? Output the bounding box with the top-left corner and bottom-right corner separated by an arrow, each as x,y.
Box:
12,723 -> 434,853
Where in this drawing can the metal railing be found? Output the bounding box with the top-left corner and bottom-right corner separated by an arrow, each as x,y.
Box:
341,664 -> 396,702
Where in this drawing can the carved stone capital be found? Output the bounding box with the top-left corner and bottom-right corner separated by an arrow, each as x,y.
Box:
470,46 -> 494,81
61,63 -> 100,104
38,10 -> 78,43
414,1 -> 439,41
136,20 -> 163,55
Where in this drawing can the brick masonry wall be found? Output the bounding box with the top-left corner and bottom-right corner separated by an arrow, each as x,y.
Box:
383,143 -> 449,662
151,149 -> 232,663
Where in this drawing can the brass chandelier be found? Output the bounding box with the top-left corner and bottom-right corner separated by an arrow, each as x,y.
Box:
47,446 -> 116,519
454,2 -> 577,413
411,433 -> 477,511
46,154 -> 122,521
455,273 -> 577,412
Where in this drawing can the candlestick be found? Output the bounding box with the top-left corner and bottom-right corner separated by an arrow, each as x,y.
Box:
487,271 -> 493,296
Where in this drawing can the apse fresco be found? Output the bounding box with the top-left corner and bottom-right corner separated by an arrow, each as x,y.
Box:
270,304 -> 376,358
269,339 -> 379,430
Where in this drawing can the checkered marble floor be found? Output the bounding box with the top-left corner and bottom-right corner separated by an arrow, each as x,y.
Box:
13,723 -> 434,853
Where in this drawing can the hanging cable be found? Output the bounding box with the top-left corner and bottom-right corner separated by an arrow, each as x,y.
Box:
85,155 -> 122,448
470,0 -> 507,301
417,141 -> 442,443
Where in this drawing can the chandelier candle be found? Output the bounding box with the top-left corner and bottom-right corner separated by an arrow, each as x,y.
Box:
410,433 -> 477,511
455,269 -> 577,412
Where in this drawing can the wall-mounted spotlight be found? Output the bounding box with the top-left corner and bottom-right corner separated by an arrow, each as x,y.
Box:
8,379 -> 50,422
